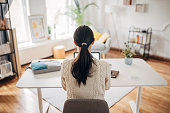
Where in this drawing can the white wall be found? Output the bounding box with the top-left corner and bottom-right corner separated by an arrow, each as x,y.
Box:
83,0 -> 170,58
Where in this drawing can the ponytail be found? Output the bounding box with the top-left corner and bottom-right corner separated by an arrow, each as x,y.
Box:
71,25 -> 95,86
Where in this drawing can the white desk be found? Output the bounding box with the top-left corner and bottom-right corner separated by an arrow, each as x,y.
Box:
16,58 -> 167,113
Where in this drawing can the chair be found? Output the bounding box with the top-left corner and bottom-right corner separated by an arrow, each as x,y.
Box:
63,99 -> 109,113
91,28 -> 111,58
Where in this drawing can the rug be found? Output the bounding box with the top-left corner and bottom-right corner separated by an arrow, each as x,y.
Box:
30,87 -> 135,111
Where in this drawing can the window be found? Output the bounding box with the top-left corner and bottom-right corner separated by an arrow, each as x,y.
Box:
9,0 -> 30,43
9,0 -> 73,43
46,0 -> 73,39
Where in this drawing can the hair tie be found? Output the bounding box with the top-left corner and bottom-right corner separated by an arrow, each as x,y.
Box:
81,43 -> 87,46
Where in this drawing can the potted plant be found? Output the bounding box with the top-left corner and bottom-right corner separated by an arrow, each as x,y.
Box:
122,42 -> 136,65
66,0 -> 97,26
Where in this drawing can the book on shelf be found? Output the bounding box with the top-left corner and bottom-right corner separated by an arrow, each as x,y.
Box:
129,34 -> 149,45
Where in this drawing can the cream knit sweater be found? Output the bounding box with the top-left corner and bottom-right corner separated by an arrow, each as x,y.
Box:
61,58 -> 111,100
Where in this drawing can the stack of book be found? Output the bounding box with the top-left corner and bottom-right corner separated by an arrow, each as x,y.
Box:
129,34 -> 149,45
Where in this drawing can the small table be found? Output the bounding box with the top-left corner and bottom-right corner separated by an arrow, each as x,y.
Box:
16,59 -> 167,113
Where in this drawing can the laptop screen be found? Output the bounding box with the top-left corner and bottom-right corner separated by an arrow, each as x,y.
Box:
74,52 -> 100,60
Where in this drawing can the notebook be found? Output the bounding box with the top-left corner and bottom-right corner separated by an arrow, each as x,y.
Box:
74,52 -> 100,60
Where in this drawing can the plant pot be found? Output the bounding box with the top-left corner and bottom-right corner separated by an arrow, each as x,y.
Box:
125,57 -> 133,65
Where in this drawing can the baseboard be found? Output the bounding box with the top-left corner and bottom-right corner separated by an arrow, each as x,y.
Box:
150,55 -> 170,62
110,47 -> 170,62
110,47 -> 122,52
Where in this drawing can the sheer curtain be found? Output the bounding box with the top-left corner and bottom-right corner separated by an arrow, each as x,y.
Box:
46,0 -> 73,39
82,0 -> 106,28
9,0 -> 29,43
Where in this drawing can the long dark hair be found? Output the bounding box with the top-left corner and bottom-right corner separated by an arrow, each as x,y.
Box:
71,25 -> 95,86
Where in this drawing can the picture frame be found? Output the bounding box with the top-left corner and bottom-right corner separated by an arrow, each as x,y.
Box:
123,0 -> 132,5
135,4 -> 145,13
29,16 -> 47,42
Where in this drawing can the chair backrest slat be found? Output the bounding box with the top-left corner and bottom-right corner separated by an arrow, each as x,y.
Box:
63,99 -> 109,113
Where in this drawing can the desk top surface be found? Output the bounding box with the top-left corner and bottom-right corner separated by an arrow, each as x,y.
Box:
16,58 -> 168,88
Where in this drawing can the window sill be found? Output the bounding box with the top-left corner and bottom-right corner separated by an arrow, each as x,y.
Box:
18,34 -> 75,65
18,34 -> 73,51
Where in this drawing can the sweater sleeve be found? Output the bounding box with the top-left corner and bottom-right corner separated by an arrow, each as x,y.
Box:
61,61 -> 66,91
105,63 -> 111,90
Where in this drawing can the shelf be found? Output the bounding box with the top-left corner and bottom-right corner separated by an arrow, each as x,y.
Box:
134,53 -> 149,56
128,26 -> 152,60
0,73 -> 16,82
129,42 -> 150,46
0,2 -> 8,4
129,31 -> 152,34
0,28 -> 12,31
0,0 -> 19,83
0,51 -> 14,57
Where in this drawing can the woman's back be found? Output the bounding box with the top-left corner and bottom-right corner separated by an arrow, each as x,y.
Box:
61,58 -> 111,100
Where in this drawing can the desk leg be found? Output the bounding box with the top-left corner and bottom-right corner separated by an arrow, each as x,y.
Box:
129,86 -> 142,113
37,88 -> 49,113
37,88 -> 43,113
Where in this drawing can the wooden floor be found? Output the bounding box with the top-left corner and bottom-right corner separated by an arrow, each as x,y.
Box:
0,49 -> 170,113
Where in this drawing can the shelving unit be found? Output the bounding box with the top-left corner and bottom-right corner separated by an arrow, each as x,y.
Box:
0,0 -> 19,81
128,26 -> 152,60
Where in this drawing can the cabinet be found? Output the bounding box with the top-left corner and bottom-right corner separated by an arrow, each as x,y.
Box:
128,26 -> 152,60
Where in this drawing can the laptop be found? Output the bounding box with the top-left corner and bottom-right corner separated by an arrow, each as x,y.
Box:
74,52 -> 100,60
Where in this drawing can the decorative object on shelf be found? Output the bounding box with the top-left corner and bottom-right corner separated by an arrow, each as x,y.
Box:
29,16 -> 46,42
135,4 -> 145,13
123,0 -> 132,5
0,60 -> 13,79
0,18 -> 10,29
65,0 -> 97,26
0,42 -> 11,56
122,42 -> 136,65
0,18 -> 5,29
0,0 -> 7,3
128,26 -> 152,60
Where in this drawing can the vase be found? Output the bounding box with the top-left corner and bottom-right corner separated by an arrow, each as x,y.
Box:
125,57 -> 133,65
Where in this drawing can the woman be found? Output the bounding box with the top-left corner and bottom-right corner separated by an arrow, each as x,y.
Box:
61,25 -> 111,100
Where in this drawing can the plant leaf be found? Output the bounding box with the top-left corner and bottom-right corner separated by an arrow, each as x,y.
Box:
85,21 -> 91,25
74,0 -> 81,13
83,2 -> 98,12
